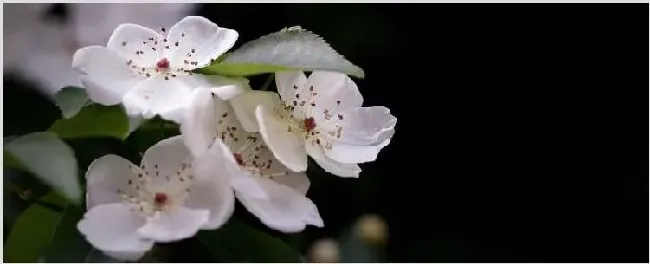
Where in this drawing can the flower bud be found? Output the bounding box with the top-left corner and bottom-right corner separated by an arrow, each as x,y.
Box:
308,238 -> 339,263
355,214 -> 388,245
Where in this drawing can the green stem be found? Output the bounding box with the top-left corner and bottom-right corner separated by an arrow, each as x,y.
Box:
260,74 -> 275,91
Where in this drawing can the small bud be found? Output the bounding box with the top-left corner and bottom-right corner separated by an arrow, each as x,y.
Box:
308,238 -> 339,263
355,214 -> 388,245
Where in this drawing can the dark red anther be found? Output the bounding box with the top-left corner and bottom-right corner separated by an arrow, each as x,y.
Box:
304,117 -> 316,132
154,193 -> 167,205
156,58 -> 170,69
234,153 -> 244,166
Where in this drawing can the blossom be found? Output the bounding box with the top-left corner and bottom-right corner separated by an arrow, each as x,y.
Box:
229,71 -> 397,177
77,135 -> 234,261
72,16 -> 243,122
4,3 -> 195,96
180,87 -> 323,232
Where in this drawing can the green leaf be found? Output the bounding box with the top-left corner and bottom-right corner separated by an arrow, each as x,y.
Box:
48,104 -> 130,140
197,26 -> 364,78
54,86 -> 92,118
42,206 -> 91,262
198,219 -> 303,262
4,192 -> 67,262
4,132 -> 81,203
41,205 -> 122,262
4,150 -> 25,171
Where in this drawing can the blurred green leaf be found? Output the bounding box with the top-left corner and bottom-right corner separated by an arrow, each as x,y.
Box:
54,86 -> 91,119
197,26 -> 364,78
198,219 -> 302,262
4,150 -> 25,171
4,192 -> 67,262
4,132 -> 81,204
42,206 -> 92,262
84,249 -> 122,262
49,104 -> 130,140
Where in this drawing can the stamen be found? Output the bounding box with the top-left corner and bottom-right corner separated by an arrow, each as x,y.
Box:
154,193 -> 167,205
304,117 -> 316,131
156,58 -> 170,69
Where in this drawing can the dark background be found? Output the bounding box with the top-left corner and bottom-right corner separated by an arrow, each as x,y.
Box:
5,3 -> 648,263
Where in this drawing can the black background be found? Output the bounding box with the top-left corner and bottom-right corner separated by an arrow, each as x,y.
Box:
6,3 -> 649,263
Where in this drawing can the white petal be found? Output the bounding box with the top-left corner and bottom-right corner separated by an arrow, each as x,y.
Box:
85,155 -> 140,209
230,91 -> 282,132
210,76 -> 249,100
325,106 -> 397,164
306,143 -> 361,178
272,172 -> 311,195
308,71 -> 363,112
193,138 -> 269,199
167,16 -> 238,68
246,143 -> 311,195
256,105 -> 308,172
180,88 -> 218,158
136,206 -> 210,242
77,203 -> 153,254
177,74 -> 245,94
140,135 -> 192,187
236,176 -> 323,233
326,143 -> 386,164
275,71 -> 309,103
71,3 -> 195,48
72,46 -> 144,105
121,75 -> 195,123
184,178 -> 235,229
106,23 -> 164,67
339,106 -> 397,145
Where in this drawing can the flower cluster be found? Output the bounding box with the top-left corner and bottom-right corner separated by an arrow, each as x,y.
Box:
72,16 -> 396,261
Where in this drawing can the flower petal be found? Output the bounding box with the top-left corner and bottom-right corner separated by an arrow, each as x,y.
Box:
339,106 -> 397,145
86,155 -> 140,209
72,46 -> 144,105
272,172 -> 311,195
140,135 -> 192,187
180,88 -> 219,158
325,106 -> 397,164
184,178 -> 235,229
77,203 -> 153,256
308,71 -> 363,112
230,91 -> 281,132
275,71 -> 309,103
167,16 -> 238,68
121,75 -> 195,123
193,138 -> 269,199
137,206 -> 210,242
209,76 -> 249,100
256,105 -> 308,172
244,140 -> 311,195
306,143 -> 361,178
71,3 -> 194,48
236,176 -> 323,233
106,23 -> 164,67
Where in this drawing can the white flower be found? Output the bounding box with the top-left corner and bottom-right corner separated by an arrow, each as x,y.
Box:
180,88 -> 324,233
4,3 -> 195,96
72,16 -> 243,122
77,135 -> 234,261
229,71 -> 397,178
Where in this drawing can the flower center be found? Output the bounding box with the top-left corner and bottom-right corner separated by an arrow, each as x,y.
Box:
234,153 -> 244,166
154,192 -> 168,206
303,117 -> 316,132
156,58 -> 170,71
